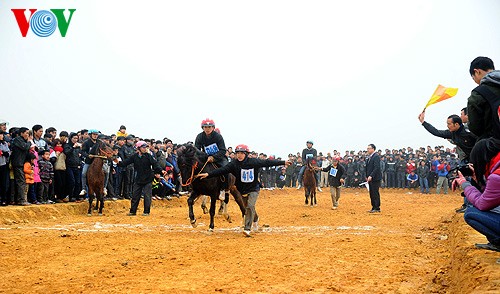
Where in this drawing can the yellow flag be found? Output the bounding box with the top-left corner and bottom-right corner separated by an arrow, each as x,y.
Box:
424,85 -> 458,110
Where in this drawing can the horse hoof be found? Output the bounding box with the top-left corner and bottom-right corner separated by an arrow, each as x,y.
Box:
202,207 -> 208,214
87,213 -> 92,216
98,213 -> 103,216
224,214 -> 232,223
208,228 -> 213,232
190,220 -> 198,228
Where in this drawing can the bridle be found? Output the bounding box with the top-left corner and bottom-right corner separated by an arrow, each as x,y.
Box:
180,159 -> 211,186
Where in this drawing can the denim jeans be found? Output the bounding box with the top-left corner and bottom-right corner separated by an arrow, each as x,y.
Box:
464,206 -> 500,245
419,177 -> 429,193
81,163 -> 90,192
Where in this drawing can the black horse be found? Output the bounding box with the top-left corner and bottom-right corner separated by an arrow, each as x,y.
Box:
176,144 -> 246,231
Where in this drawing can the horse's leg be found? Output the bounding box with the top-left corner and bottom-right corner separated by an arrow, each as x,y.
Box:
218,200 -> 224,215
311,188 -> 315,207
93,193 -> 99,211
201,195 -> 208,214
99,194 -> 104,215
230,187 -> 246,220
221,201 -> 232,223
313,189 -> 317,207
305,189 -> 309,206
87,194 -> 93,215
187,192 -> 198,227
208,195 -> 217,231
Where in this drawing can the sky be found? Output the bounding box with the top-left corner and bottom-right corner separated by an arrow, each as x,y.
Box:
1,0 -> 500,158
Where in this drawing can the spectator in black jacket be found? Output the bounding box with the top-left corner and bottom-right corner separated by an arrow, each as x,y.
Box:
418,112 -> 477,163
416,160 -> 430,194
11,127 -> 32,205
116,141 -> 165,216
385,156 -> 396,188
119,135 -> 136,199
64,133 -> 82,201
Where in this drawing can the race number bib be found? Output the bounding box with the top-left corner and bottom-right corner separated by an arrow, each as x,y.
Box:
241,168 -> 255,183
204,143 -> 219,155
329,168 -> 338,177
306,154 -> 313,158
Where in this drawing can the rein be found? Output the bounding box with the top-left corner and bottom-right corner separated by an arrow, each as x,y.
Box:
90,144 -> 111,160
180,159 -> 211,186
89,154 -> 108,160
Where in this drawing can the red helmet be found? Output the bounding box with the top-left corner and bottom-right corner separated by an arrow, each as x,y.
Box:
235,144 -> 250,153
201,118 -> 215,128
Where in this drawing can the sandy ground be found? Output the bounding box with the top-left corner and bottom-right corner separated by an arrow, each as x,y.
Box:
0,188 -> 499,293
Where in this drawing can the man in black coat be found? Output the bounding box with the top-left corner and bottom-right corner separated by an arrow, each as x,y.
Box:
116,141 -> 165,216
11,127 -> 32,205
366,144 -> 382,213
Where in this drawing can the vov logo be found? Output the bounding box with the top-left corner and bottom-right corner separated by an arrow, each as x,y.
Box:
11,9 -> 76,37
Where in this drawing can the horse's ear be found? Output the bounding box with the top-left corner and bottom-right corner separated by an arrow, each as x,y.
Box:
176,145 -> 186,155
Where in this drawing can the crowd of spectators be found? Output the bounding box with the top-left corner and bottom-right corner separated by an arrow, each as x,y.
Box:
0,120 -> 461,207
259,146 -> 460,195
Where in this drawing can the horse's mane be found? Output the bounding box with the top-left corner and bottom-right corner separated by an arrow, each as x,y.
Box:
177,143 -> 208,163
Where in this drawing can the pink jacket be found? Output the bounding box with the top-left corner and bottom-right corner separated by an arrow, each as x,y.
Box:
31,149 -> 41,183
463,160 -> 500,211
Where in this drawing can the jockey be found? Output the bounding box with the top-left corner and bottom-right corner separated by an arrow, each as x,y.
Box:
197,143 -> 291,237
297,140 -> 322,192
79,129 -> 100,197
194,118 -> 229,200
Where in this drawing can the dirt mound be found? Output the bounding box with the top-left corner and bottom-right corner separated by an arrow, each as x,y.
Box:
0,188 -> 498,293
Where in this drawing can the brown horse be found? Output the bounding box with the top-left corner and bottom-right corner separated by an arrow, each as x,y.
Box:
303,157 -> 317,207
87,140 -> 113,215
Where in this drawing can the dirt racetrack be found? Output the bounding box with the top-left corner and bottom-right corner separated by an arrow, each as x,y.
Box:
0,188 -> 499,293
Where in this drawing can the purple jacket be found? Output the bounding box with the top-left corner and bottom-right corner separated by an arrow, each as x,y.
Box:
462,160 -> 500,211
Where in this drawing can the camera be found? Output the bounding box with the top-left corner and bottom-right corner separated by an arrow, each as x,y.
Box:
450,164 -> 473,177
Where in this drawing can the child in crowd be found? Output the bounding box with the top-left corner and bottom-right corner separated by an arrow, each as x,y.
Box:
352,171 -> 361,188
38,149 -> 54,204
276,168 -> 286,189
24,153 -> 36,204
51,139 -> 66,202
152,170 -> 176,200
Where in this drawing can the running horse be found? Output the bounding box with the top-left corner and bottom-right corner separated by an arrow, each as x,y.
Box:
176,144 -> 246,231
87,139 -> 114,216
303,157 -> 317,207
